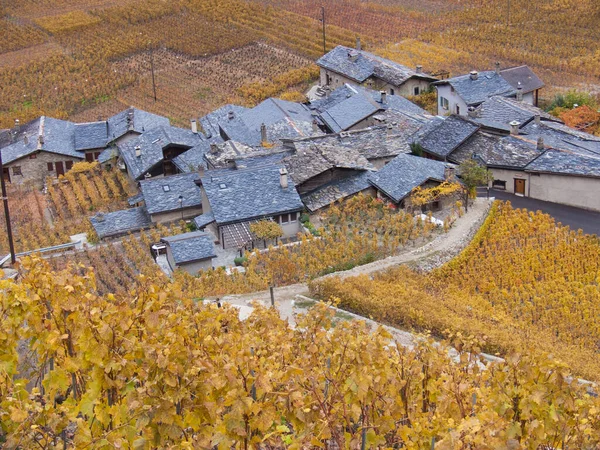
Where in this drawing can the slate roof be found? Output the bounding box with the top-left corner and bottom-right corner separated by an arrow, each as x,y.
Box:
234,149 -> 294,169
74,121 -> 108,151
120,126 -> 204,180
319,92 -> 381,132
204,140 -> 258,169
201,164 -> 304,225
107,108 -> 170,142
199,104 -> 250,140
139,172 -> 202,215
418,115 -> 480,159
521,121 -> 600,157
89,206 -> 152,239
473,96 -> 557,128
1,117 -> 82,164
161,231 -> 216,264
283,143 -> 373,186
97,146 -> 119,164
193,211 -> 215,229
172,140 -> 215,173
449,132 -> 541,169
368,154 -> 449,203
435,71 -> 516,106
301,171 -> 372,212
525,149 -> 600,178
219,98 -> 317,146
317,45 -> 437,86
500,66 -> 545,94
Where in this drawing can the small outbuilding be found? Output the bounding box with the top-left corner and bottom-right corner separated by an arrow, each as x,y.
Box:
160,231 -> 216,274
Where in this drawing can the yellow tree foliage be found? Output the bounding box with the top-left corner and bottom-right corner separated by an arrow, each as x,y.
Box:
1,256 -> 600,448
410,181 -> 463,207
249,220 -> 283,241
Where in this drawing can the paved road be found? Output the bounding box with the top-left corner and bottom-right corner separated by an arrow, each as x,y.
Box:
479,188 -> 600,236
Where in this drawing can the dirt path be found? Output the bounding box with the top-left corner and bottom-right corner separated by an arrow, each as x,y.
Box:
221,198 -> 493,322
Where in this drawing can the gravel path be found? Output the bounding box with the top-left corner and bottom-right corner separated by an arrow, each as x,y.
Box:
221,198 -> 493,326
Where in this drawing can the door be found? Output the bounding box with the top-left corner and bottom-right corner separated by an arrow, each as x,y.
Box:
55,161 -> 65,177
2,167 -> 10,183
514,178 -> 526,196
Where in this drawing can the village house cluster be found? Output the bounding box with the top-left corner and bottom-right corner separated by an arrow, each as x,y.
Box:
2,42 -> 600,273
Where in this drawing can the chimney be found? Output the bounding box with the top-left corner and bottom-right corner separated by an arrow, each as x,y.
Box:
516,82 -> 523,101
537,136 -> 544,151
228,110 -> 235,120
386,123 -> 393,137
37,116 -> 45,150
24,135 -> 29,145
380,91 -> 387,104
279,167 -> 288,189
127,110 -> 134,131
356,37 -> 361,51
495,62 -> 500,75
312,120 -> 319,132
416,65 -> 423,74
135,145 -> 142,158
469,71 -> 479,81
95,213 -> 105,223
348,50 -> 359,62
510,120 -> 520,135
190,119 -> 198,134
210,143 -> 219,154
14,119 -> 20,133
444,165 -> 455,181
467,106 -> 478,118
260,123 -> 267,144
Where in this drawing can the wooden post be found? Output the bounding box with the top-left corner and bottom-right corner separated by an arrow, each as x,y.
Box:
321,6 -> 326,55
269,286 -> 275,307
0,149 -> 15,264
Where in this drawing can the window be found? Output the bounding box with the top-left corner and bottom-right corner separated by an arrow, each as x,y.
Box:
12,166 -> 22,176
290,212 -> 298,223
492,180 -> 506,190
390,88 -> 395,95
47,162 -> 53,171
219,183 -> 227,189
440,97 -> 449,110
413,87 -> 420,95
85,153 -> 94,162
29,154 -> 37,159
94,152 -> 101,160
456,105 -> 460,115
280,214 -> 289,224
65,160 -> 73,170
163,185 -> 170,192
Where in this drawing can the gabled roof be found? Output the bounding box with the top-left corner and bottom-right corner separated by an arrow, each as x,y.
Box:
449,132 -> 541,169
435,71 -> 516,106
473,96 -> 557,128
139,172 -> 202,215
201,164 -> 304,225
89,206 -> 152,239
319,91 -> 381,133
0,116 -> 82,164
172,140 -> 216,173
74,121 -> 109,151
107,108 -> 170,142
368,153 -> 449,203
199,104 -> 250,140
219,98 -> 317,146
500,65 -> 545,94
283,143 -> 373,186
316,45 -> 437,86
120,126 -> 204,180
193,211 -> 215,229
161,231 -> 216,264
301,171 -> 372,212
419,115 -> 480,159
525,149 -> 600,178
521,121 -> 600,157
204,140 -> 258,169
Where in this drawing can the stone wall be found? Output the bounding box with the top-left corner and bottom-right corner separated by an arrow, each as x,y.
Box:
5,151 -> 83,187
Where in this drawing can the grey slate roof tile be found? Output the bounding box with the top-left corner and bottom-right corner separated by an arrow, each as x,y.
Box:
89,206 -> 152,239
316,45 -> 436,86
172,140 -> 217,173
97,146 -> 118,164
500,66 -> 545,94
368,153 -> 449,203
418,115 -> 480,159
161,231 -> 216,264
139,172 -> 202,215
193,211 -> 215,229
525,150 -> 600,178
107,108 -> 170,142
474,96 -> 557,127
74,121 -> 108,151
449,132 -> 541,168
435,71 -> 516,106
199,104 -> 249,140
302,171 -> 372,212
201,164 -> 304,225
120,126 -> 204,180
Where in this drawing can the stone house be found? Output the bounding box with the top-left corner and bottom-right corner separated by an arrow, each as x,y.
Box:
316,44 -> 437,98
433,64 -> 544,116
89,207 -> 152,240
160,231 -> 216,274
139,172 -> 204,223
195,164 -> 304,250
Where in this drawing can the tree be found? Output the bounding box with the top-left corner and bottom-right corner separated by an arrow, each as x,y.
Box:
409,142 -> 424,157
559,105 -> 600,135
458,159 -> 493,211
250,220 -> 283,246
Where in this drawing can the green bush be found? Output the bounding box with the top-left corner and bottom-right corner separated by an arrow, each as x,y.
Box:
300,213 -> 310,224
547,90 -> 597,112
234,256 -> 248,267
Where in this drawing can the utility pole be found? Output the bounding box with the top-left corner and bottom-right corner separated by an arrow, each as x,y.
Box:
507,0 -> 510,27
0,150 -> 16,264
320,6 -> 326,55
149,42 -> 157,102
